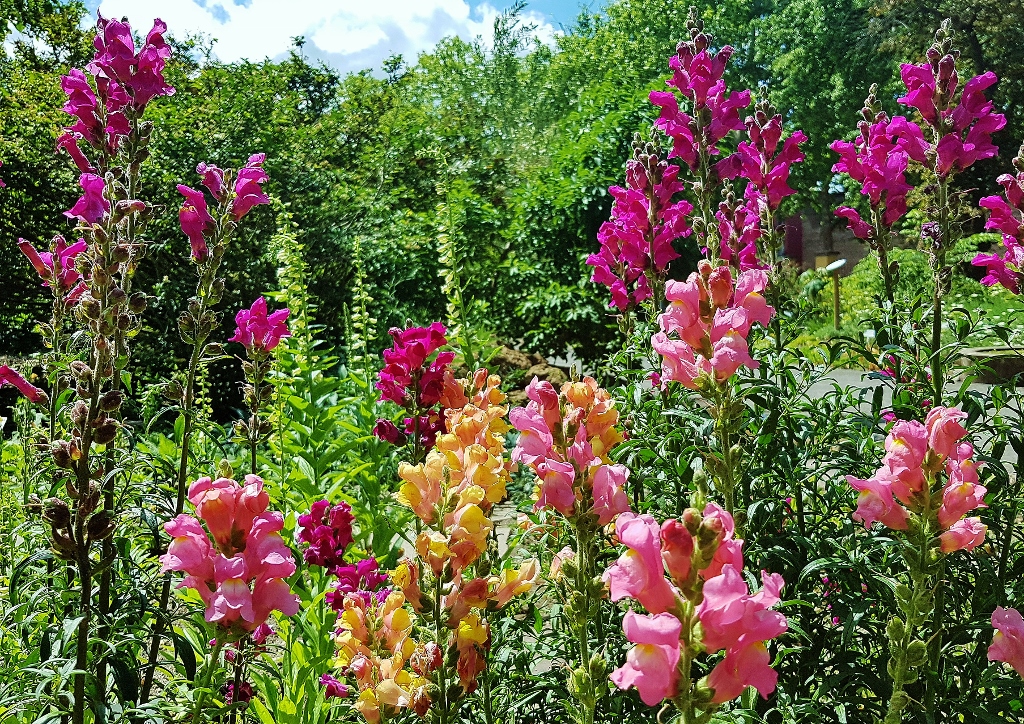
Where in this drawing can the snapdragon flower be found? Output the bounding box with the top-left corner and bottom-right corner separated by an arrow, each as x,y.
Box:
845,407 -> 987,551
972,144 -> 1024,293
229,297 -> 291,354
990,607 -> 1024,679
0,365 -> 48,405
588,140 -> 692,310
604,505 -> 786,711
651,262 -> 774,389
160,475 -> 300,633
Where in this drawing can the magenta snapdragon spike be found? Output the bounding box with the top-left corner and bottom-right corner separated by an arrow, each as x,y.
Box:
89,14 -> 174,111
0,365 -> 48,405
831,91 -> 930,243
229,297 -> 291,353
324,558 -> 388,612
587,140 -> 692,311
374,323 -> 454,452
648,23 -> 750,172
897,45 -> 1005,177
972,144 -> 1024,293
716,93 -> 806,263
297,499 -> 355,573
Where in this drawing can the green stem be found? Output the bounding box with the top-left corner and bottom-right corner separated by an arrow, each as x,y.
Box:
433,570 -> 450,724
190,638 -> 225,724
931,175 -> 949,407
572,521 -> 595,724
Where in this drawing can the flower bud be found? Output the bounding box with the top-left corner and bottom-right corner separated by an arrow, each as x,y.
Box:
71,400 -> 89,427
682,507 -> 702,535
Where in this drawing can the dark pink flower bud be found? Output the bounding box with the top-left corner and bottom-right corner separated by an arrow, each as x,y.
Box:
372,419 -> 406,446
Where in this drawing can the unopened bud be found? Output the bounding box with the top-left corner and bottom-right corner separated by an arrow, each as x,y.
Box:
128,292 -> 147,314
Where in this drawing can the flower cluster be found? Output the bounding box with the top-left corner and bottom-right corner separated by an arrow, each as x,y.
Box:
177,154 -> 270,262
832,91 -> 929,242
17,236 -> 89,305
648,15 -> 750,172
587,139 -> 693,310
897,25 -> 1005,177
511,376 -> 629,521
59,15 -> 172,168
604,506 -> 786,709
229,296 -> 291,354
297,499 -> 355,573
397,369 -> 537,697
717,96 -> 806,222
651,262 -> 774,389
990,607 -> 1024,679
160,475 -> 300,633
332,588 -> 430,722
374,323 -> 455,450
971,145 -> 1024,293
845,407 -> 987,552
0,365 -> 48,405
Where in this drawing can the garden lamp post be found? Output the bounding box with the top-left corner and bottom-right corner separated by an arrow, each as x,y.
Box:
825,258 -> 847,330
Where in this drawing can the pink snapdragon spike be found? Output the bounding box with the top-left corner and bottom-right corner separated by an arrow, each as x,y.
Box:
510,376 -> 630,523
609,611 -> 681,705
18,236 -> 88,297
229,297 -> 291,353
0,365 -> 48,405
65,173 -> 110,225
648,21 -> 750,171
89,15 -> 174,110
971,147 -> 1024,293
831,104 -> 929,241
587,149 -> 693,310
897,57 -> 1005,177
297,499 -> 355,574
652,261 -> 774,389
845,408 -> 987,545
717,106 -> 807,217
161,475 -> 299,632
989,607 -> 1024,679
177,184 -> 215,262
605,504 -> 786,708
231,153 -> 270,220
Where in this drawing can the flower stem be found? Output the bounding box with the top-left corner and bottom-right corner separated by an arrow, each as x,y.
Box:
190,638 -> 225,724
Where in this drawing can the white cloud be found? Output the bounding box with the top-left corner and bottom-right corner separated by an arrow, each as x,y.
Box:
94,0 -> 556,73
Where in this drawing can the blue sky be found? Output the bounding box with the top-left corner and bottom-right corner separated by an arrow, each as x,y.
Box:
83,0 -> 594,74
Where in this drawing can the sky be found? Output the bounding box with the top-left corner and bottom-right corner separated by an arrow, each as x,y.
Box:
83,0 -> 592,74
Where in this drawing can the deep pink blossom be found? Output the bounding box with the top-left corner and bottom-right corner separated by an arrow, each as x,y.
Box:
717,119 -> 806,214
372,418 -> 407,446
177,184 -> 215,262
320,673 -> 351,699
990,607 -> 1024,678
197,162 -> 226,201
18,236 -> 87,295
588,156 -> 692,310
924,406 -> 968,459
846,474 -> 910,530
376,323 -> 450,406
591,463 -> 631,526
231,153 -> 270,220
65,173 -> 109,225
90,15 -> 174,110
603,512 -> 679,614
297,500 -> 355,573
972,163 -> 1024,293
56,132 -> 96,174
609,611 -> 681,705
0,365 -> 48,404
229,297 -> 291,353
